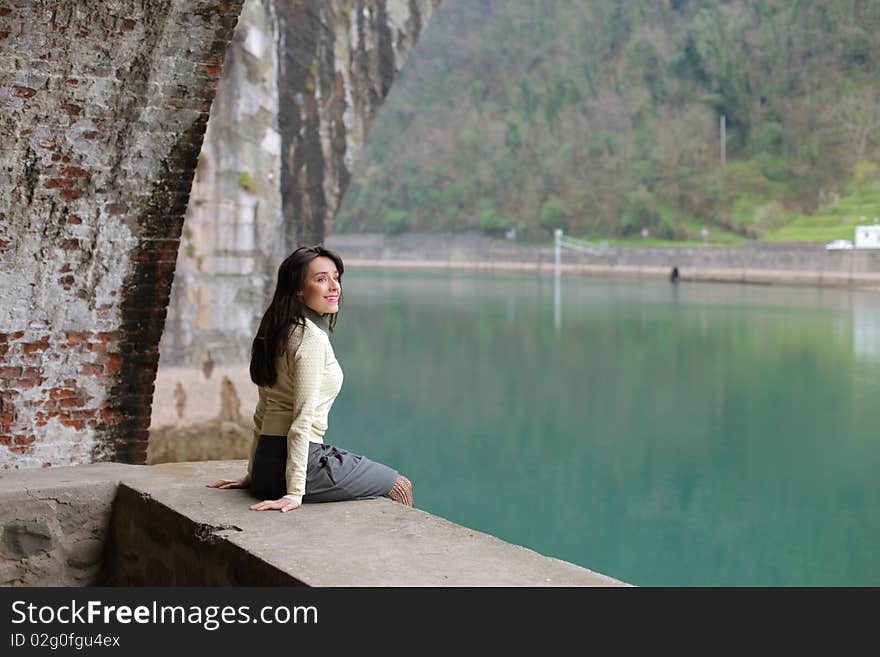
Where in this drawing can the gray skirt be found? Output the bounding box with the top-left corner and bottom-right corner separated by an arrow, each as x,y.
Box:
250,435 -> 398,503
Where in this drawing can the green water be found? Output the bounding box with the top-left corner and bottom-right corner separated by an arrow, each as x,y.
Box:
328,270 -> 880,586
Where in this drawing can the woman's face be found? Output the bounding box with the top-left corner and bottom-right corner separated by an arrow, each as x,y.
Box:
299,256 -> 341,315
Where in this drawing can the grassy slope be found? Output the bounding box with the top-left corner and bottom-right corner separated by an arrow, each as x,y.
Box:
762,162 -> 880,242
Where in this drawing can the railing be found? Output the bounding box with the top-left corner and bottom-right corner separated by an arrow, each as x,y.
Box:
553,228 -> 608,277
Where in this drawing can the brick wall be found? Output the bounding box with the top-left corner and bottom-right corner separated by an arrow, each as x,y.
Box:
0,0 -> 245,468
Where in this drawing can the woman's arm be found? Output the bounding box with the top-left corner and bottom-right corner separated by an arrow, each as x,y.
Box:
248,325 -> 324,512
281,329 -> 325,503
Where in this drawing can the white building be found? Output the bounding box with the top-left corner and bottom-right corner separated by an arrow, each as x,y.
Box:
854,224 -> 880,249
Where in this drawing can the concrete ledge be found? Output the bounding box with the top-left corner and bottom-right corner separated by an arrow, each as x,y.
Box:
0,463 -> 139,587
1,461 -> 628,587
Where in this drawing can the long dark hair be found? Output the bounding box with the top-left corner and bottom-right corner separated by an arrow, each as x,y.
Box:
249,245 -> 344,387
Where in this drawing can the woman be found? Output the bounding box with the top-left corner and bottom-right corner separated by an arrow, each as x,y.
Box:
207,245 -> 413,512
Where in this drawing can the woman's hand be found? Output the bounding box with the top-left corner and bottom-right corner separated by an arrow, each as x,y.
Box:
206,474 -> 251,489
249,497 -> 301,513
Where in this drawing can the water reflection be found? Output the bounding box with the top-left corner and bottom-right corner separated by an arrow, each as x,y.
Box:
854,307 -> 880,364
553,272 -> 561,332
331,271 -> 880,585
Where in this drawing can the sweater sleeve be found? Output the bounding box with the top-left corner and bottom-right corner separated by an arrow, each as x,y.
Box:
283,330 -> 325,502
247,395 -> 265,479
246,433 -> 258,479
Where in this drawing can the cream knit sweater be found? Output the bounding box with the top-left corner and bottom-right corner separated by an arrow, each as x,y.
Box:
248,312 -> 343,503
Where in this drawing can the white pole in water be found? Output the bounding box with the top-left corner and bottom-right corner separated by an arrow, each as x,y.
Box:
554,228 -> 562,278
554,268 -> 561,332
553,228 -> 562,331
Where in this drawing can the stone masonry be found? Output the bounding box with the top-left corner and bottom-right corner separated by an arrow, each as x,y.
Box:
0,0 -> 247,469
277,0 -> 440,247
160,0 -> 440,366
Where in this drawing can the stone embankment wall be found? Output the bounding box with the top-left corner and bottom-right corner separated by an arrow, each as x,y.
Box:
145,364 -> 256,464
0,0 -> 246,470
326,232 -> 880,285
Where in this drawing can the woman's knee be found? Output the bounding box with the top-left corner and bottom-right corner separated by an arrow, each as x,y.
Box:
387,474 -> 413,507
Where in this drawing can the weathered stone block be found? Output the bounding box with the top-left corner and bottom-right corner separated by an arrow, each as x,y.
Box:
1,519 -> 55,559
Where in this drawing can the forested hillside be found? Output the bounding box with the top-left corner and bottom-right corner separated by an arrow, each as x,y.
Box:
335,0 -> 880,243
